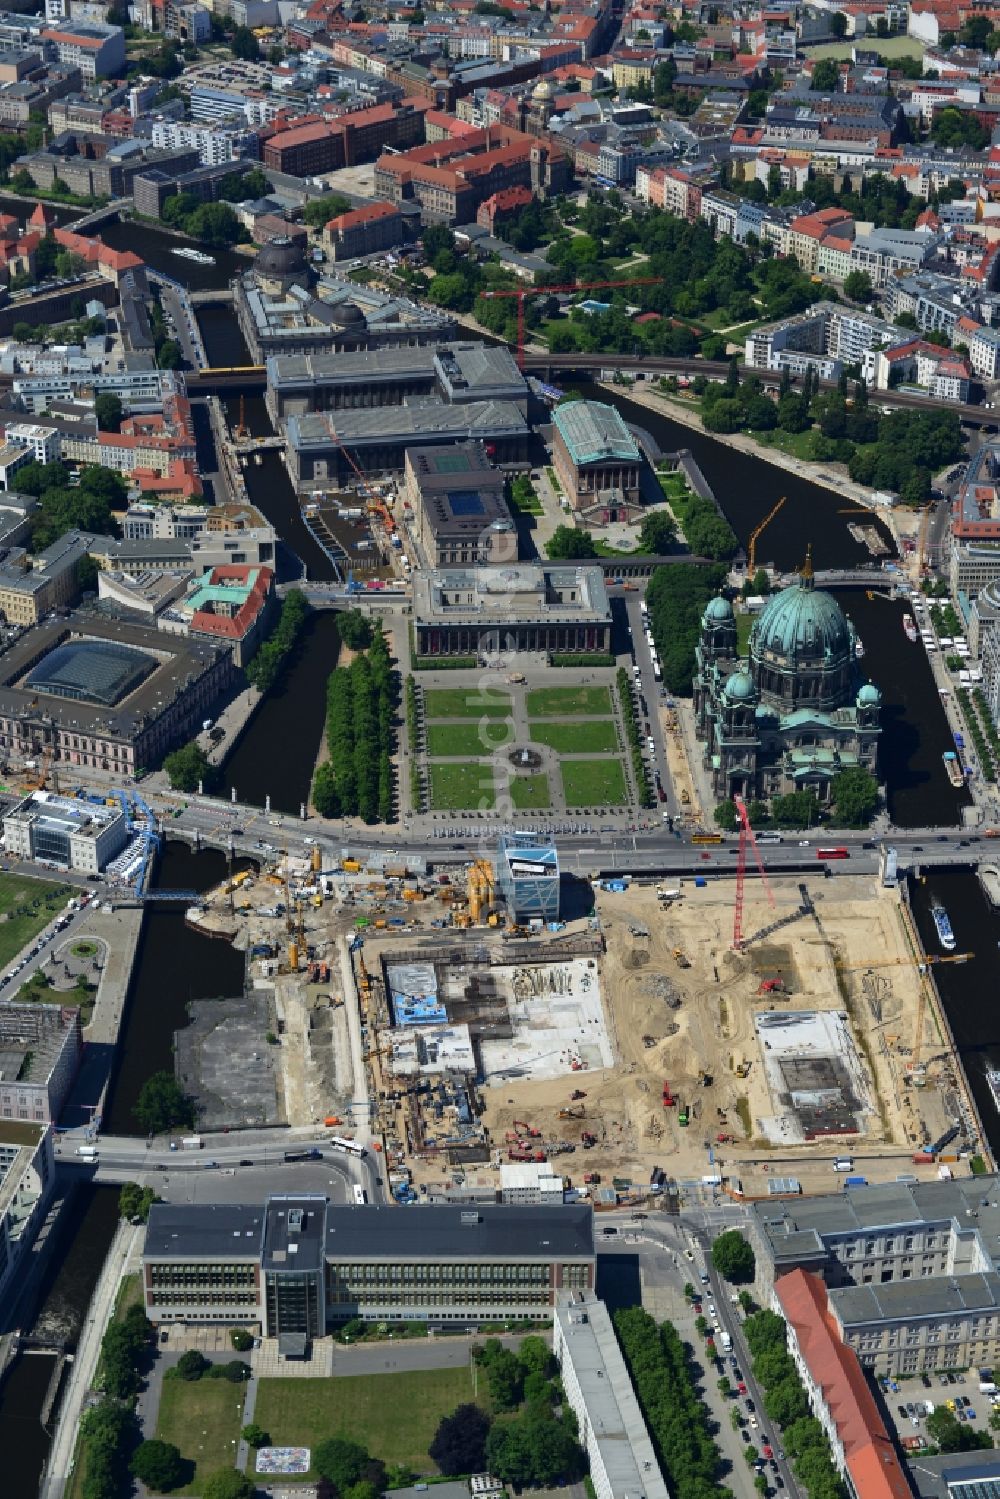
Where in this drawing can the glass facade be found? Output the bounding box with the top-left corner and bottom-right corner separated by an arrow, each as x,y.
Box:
264,1268 -> 323,1336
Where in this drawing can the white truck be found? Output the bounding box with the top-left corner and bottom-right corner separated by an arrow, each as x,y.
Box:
77,1145 -> 98,1160
720,1330 -> 732,1351
181,1136 -> 203,1150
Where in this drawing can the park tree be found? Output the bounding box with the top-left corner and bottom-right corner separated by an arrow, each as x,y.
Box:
429,1403 -> 492,1474
241,1423 -> 269,1447
133,1070 -> 195,1134
831,766 -> 878,826
202,1472 -> 255,1499
302,194 -> 352,228
518,1335 -> 555,1378
163,740 -> 212,793
337,608 -> 374,650
477,1342 -> 524,1409
230,1327 -> 253,1351
811,59 -> 840,91
131,1440 -> 185,1491
314,1437 -> 381,1492
546,524 -> 598,560
638,510 -> 677,555
711,1229 -> 756,1283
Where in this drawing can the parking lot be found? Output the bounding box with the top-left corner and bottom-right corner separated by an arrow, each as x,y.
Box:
880,1369 -> 997,1450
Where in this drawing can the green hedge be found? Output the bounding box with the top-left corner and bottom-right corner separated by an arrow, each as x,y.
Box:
551,653 -> 616,668
413,656 -> 477,671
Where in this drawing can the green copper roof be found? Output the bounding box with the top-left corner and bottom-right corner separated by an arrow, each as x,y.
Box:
750,580 -> 853,663
725,670 -> 755,701
553,400 -> 641,466
704,593 -> 734,623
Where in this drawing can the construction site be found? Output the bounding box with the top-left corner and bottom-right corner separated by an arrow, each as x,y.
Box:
182,821 -> 986,1203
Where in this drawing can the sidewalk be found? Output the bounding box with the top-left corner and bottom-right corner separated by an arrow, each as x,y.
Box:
40,1221 -> 139,1499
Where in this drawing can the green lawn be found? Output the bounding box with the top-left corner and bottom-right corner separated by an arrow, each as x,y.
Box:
430,761 -> 496,810
531,719 -> 618,753
251,1367 -> 483,1476
423,689 -> 512,719
756,428 -> 818,462
736,613 -> 754,653
427,722 -> 513,757
155,1376 -> 244,1495
526,686 -> 612,717
0,874 -> 72,971
561,757 -> 629,807
509,773 -> 551,809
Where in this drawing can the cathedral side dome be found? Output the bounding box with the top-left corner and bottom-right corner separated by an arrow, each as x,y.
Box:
704,593 -> 734,624
724,670 -> 755,701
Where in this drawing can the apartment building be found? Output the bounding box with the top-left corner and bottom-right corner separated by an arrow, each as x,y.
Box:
142,1199 -> 596,1333
40,20 -> 124,79
0,530 -> 96,626
752,1175 -> 1000,1377
848,225 -> 938,288
0,1123 -> 55,1326
150,117 -> 258,166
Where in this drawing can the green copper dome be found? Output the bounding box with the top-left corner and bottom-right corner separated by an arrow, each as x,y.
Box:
857,681 -> 881,707
750,580 -> 852,664
725,670 -> 756,701
704,593 -> 733,623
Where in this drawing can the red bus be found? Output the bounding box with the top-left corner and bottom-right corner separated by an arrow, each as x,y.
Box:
816,847 -> 849,860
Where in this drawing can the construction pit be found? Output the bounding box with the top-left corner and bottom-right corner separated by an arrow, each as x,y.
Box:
460,873 -> 977,1202
185,859 -> 982,1200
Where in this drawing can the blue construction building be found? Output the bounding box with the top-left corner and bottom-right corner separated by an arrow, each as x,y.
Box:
496,832 -> 560,925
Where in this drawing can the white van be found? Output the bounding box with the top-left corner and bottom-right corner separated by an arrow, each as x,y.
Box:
833,1157 -> 854,1172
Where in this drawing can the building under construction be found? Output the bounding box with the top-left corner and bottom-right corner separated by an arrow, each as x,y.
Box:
496,831 -> 560,924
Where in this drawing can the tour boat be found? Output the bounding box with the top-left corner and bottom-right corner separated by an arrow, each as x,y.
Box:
855,637 -> 865,659
171,246 -> 216,266
931,899 -> 957,952
987,1067 -> 1000,1114
943,751 -> 965,788
903,614 -> 918,642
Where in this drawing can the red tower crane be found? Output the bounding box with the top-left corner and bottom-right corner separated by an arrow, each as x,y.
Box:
732,794 -> 775,952
480,278 -> 661,370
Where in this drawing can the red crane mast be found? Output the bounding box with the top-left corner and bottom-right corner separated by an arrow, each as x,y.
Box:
732,794 -> 775,951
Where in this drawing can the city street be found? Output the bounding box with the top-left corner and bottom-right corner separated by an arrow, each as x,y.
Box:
597,1212 -> 792,1499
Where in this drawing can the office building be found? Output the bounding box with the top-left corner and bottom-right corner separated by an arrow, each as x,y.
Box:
413,565 -> 610,660
553,1292 -> 670,1499
237,274 -> 453,366
0,1005 -> 81,1124
325,201 -> 408,262
403,443 -> 515,566
142,1199 -> 595,1332
752,1174 -> 1000,1376
496,831 -> 560,924
3,789 -> 129,873
551,400 -> 643,527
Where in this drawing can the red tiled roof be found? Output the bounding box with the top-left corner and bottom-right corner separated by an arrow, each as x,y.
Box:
326,201 -> 400,231
774,1271 -> 912,1499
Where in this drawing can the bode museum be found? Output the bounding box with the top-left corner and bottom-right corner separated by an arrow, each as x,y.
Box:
693,553 -> 881,805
